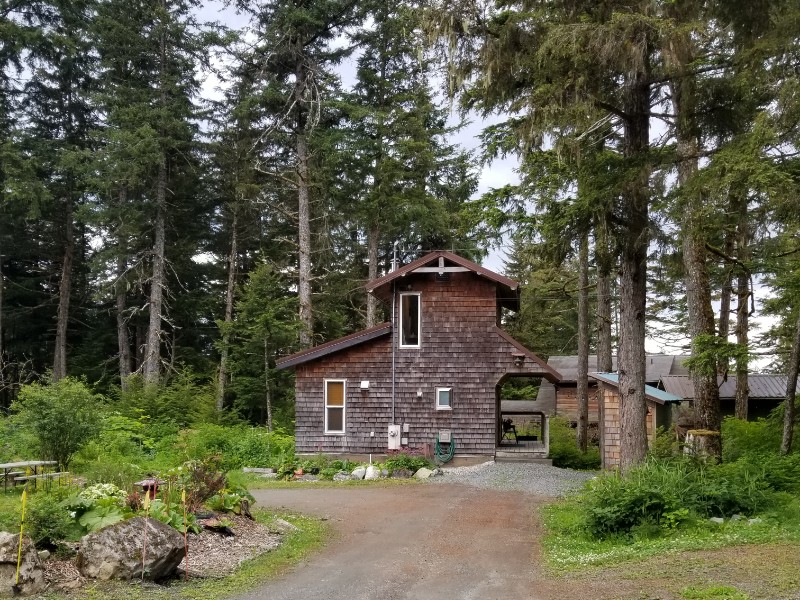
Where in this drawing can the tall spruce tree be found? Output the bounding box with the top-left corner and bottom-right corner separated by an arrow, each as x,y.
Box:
340,1 -> 477,326
21,0 -> 98,381
428,0 -> 658,468
235,0 -> 360,347
91,0 -> 210,386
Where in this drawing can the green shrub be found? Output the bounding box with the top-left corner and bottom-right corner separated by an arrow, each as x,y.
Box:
206,485 -> 255,515
384,451 -> 434,474
168,425 -> 295,471
71,452 -> 144,488
548,417 -> 600,470
579,456 -> 786,539
114,371 -> 215,428
146,499 -> 200,533
721,415 -> 781,462
27,493 -> 82,548
11,378 -> 105,469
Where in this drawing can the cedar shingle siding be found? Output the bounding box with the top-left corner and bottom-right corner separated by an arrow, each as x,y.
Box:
282,252 -> 559,457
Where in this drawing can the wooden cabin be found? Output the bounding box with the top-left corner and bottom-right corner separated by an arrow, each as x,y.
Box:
276,251 -> 560,463
536,354 -> 689,425
590,373 -> 683,469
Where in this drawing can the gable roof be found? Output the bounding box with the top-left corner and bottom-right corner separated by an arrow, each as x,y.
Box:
590,372 -> 683,405
660,374 -> 797,401
366,250 -> 520,311
275,322 -> 392,370
546,354 -> 690,383
495,327 -> 561,382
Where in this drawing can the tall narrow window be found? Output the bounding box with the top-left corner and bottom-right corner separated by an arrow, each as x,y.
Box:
325,379 -> 346,434
399,292 -> 421,347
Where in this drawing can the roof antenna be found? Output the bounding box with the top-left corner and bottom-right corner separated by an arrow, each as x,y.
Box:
391,241 -> 399,272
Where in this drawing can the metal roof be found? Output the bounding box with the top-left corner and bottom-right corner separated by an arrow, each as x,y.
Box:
546,354 -> 690,383
276,322 -> 392,369
660,374 -> 797,400
590,372 -> 683,404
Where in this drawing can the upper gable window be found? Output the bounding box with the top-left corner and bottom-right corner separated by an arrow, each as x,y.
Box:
399,292 -> 421,348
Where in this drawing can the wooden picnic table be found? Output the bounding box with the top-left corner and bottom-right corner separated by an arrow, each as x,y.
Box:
0,460 -> 57,491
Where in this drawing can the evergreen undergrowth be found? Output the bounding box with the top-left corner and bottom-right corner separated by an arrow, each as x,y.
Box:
542,494 -> 800,571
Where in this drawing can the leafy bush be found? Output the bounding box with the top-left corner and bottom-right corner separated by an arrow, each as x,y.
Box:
548,417 -> 601,470
170,457 -> 227,512
27,493 -> 81,548
70,452 -> 144,488
721,415 -> 781,462
168,424 -> 295,471
384,451 -> 434,474
146,499 -> 200,533
113,370 -> 215,429
580,456 -> 785,539
11,378 -> 105,469
207,485 -> 255,515
61,489 -> 128,534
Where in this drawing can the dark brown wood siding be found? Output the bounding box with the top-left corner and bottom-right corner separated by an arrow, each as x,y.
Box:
294,272 -> 539,455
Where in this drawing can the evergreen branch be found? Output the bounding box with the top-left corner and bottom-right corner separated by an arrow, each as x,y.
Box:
704,242 -> 750,274
593,100 -> 629,122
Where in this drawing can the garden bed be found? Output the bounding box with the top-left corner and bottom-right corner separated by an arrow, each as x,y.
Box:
42,512 -> 281,592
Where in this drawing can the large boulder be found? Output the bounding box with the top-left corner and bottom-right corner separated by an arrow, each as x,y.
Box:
0,532 -> 45,596
77,517 -> 184,581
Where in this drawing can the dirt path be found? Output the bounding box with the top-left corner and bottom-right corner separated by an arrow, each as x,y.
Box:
241,483 -> 800,600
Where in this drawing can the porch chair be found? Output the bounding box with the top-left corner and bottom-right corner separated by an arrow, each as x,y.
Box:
502,418 -> 518,445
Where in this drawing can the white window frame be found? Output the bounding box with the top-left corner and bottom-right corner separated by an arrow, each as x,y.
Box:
399,292 -> 422,348
324,379 -> 346,435
436,387 -> 453,410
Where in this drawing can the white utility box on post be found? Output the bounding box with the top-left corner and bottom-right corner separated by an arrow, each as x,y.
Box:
388,425 -> 401,450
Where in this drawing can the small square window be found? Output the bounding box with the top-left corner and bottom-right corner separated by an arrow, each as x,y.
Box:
436,387 -> 452,410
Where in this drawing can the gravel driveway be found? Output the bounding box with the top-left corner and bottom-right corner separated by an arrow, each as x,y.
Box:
240,462 -> 598,600
429,461 -> 596,495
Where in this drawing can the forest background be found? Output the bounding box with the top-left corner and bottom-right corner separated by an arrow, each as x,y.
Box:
0,0 -> 799,469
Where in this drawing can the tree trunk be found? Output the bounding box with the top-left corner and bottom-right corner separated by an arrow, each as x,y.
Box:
666,24 -> 721,460
115,187 -> 132,389
264,337 -> 273,432
217,209 -> 238,412
595,213 -> 614,374
295,59 -> 313,347
576,233 -> 590,453
618,37 -> 651,473
144,15 -> 168,386
717,229 -> 734,375
116,253 -> 132,389
53,199 -> 74,382
143,159 -> 167,386
781,309 -> 800,455
734,206 -> 750,420
0,255 -> 5,403
366,221 -> 379,327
